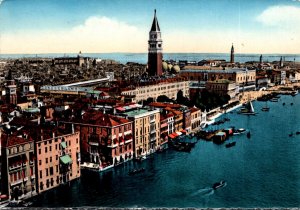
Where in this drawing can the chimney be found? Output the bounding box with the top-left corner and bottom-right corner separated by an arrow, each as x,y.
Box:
72,123 -> 75,134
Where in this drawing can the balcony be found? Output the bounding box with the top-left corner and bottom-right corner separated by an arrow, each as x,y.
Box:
89,141 -> 99,146
150,137 -> 156,142
9,164 -> 22,171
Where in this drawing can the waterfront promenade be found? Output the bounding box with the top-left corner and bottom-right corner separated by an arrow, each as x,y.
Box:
239,82 -> 299,104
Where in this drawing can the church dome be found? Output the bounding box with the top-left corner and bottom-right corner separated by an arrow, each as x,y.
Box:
172,65 -> 180,73
162,62 -> 168,71
167,64 -> 173,71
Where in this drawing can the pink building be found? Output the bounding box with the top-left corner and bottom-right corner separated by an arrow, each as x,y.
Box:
35,129 -> 81,193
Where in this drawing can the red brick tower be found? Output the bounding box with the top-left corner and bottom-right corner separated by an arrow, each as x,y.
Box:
148,9 -> 163,76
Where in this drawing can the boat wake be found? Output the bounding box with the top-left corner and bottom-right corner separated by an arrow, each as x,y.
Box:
190,187 -> 214,197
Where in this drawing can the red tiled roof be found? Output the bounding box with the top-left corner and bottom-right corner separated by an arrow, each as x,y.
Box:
80,110 -> 131,127
190,107 -> 200,113
149,102 -> 181,109
1,134 -> 33,148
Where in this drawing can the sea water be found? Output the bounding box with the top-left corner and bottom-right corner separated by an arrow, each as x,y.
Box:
30,94 -> 300,208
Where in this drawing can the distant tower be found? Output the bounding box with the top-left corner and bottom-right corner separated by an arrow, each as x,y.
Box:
148,9 -> 163,76
230,44 -> 234,63
259,54 -> 263,64
5,70 -> 17,105
279,56 -> 283,67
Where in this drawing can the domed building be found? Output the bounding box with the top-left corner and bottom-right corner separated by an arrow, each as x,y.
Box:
172,65 -> 180,73
162,61 -> 168,72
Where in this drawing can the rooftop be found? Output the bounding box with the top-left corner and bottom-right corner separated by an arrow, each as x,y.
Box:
124,108 -> 157,118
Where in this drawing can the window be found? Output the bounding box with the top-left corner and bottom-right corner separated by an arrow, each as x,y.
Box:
55,144 -> 58,150
46,168 -> 49,176
39,170 -> 42,179
49,146 -> 52,152
39,149 -> 41,154
45,147 -> 47,153
39,160 -> 42,165
50,157 -> 52,162
50,167 -> 53,176
56,155 -> 58,160
46,158 -> 48,164
40,182 -> 43,190
56,165 -> 59,173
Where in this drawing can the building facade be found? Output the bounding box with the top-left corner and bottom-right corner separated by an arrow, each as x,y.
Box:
121,79 -> 189,102
35,131 -> 81,194
121,108 -> 160,158
62,110 -> 134,170
1,134 -> 36,200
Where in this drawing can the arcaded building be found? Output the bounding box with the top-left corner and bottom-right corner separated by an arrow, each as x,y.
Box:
121,78 -> 189,102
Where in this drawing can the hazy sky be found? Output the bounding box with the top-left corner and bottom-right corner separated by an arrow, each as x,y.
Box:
0,0 -> 300,54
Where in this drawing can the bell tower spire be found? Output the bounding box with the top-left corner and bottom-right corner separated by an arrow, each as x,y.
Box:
148,9 -> 163,76
230,43 -> 235,63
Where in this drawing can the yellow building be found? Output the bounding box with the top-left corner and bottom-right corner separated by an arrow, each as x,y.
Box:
123,108 -> 160,159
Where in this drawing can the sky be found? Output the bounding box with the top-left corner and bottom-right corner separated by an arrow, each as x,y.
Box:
0,0 -> 300,54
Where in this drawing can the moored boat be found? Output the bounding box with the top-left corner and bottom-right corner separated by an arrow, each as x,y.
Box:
212,180 -> 226,190
233,128 -> 246,135
128,168 -> 145,175
225,142 -> 236,148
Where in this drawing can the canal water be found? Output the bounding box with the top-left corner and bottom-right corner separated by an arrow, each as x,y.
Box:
30,94 -> 300,208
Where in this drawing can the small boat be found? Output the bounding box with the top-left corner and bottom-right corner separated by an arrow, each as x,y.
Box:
261,107 -> 270,112
283,103 -> 285,106
225,142 -> 236,148
291,90 -> 298,96
233,128 -> 246,135
261,102 -> 270,112
291,103 -> 294,106
128,168 -> 145,175
212,180 -> 226,190
289,133 -> 293,137
296,131 -> 300,135
247,131 -> 251,138
270,98 -> 278,102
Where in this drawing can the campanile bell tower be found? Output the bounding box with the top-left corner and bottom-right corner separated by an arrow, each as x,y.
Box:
148,9 -> 163,76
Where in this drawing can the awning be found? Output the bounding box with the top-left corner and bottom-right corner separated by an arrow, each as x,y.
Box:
116,107 -> 125,111
161,123 -> 167,127
173,132 -> 179,137
168,134 -> 175,139
129,104 -> 136,108
60,155 -> 72,164
60,142 -> 67,149
176,131 -> 182,136
181,130 -> 187,133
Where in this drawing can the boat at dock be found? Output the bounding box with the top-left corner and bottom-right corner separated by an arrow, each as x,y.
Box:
212,180 -> 226,190
291,90 -> 298,96
238,101 -> 255,115
233,128 -> 246,135
261,102 -> 270,112
225,142 -> 236,148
